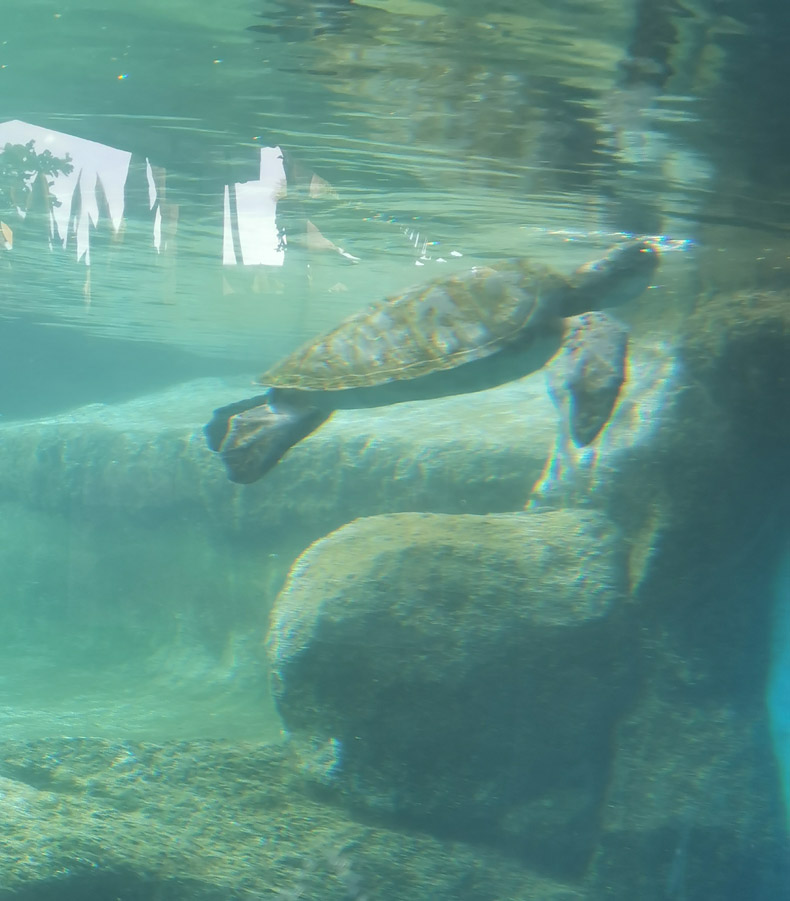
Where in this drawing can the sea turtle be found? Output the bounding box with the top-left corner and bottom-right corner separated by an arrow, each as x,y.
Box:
205,240 -> 658,483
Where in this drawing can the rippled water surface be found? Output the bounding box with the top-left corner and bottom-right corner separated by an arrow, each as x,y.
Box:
3,0 -> 783,371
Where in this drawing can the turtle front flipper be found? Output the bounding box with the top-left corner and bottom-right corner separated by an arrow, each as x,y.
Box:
205,395 -> 329,483
548,312 -> 629,446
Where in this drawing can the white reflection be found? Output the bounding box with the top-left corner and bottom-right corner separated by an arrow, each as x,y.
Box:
0,119 -> 285,269
223,146 -> 285,267
0,119 -> 130,262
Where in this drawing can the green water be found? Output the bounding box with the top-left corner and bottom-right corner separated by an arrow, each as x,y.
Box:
1,0 -> 722,363
1,1 -> 789,898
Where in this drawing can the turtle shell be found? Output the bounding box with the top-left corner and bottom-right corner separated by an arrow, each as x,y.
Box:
259,261 -> 570,392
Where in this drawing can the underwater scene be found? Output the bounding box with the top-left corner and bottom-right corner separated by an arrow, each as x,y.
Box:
0,0 -> 788,898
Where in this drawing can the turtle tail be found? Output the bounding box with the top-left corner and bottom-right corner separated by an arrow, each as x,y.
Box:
205,394 -> 329,483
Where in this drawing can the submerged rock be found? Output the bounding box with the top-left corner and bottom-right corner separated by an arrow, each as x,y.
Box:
0,736 -> 580,901
267,508 -> 631,870
263,285 -> 790,896
534,287 -> 790,897
1,284 -> 788,898
0,375 -> 557,541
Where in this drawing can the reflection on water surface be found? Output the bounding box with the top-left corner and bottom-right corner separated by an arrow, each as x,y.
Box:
5,0 -> 777,364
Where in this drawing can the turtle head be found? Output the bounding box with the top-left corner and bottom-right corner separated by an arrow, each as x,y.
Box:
566,240 -> 658,315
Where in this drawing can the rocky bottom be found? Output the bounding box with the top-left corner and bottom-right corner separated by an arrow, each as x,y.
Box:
0,737 -> 579,901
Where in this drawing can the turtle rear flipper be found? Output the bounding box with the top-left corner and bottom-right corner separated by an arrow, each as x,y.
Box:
207,397 -> 329,484
204,394 -> 271,452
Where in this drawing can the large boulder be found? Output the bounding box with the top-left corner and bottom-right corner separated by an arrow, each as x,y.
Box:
0,373 -> 557,696
267,508 -> 631,871
0,375 -> 556,543
533,287 -> 790,898
265,285 -> 790,896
